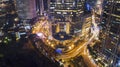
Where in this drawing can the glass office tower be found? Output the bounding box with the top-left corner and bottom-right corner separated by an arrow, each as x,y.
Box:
49,0 -> 85,37
100,0 -> 120,66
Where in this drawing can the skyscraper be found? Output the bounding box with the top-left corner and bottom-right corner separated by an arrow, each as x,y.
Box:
16,0 -> 36,19
35,0 -> 44,15
49,0 -> 85,37
0,0 -> 18,28
100,0 -> 120,66
49,0 -> 85,21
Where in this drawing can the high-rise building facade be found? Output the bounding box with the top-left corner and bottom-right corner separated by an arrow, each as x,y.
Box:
0,0 -> 18,28
100,0 -> 120,66
49,0 -> 85,21
49,0 -> 85,36
16,0 -> 36,19
35,0 -> 45,15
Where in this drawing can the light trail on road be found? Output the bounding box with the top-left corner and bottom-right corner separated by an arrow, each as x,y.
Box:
32,8 -> 101,67
55,10 -> 100,67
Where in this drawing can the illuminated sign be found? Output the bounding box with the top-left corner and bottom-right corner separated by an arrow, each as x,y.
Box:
86,3 -> 91,11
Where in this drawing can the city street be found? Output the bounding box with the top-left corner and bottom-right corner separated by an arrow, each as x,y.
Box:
1,0 -> 119,67
32,10 -> 100,67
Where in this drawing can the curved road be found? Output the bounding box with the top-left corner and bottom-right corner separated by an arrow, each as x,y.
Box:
56,13 -> 99,67
32,11 -> 100,67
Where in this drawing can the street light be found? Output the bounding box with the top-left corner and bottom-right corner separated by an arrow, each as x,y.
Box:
14,17 -> 19,22
51,44 -> 54,47
69,46 -> 72,49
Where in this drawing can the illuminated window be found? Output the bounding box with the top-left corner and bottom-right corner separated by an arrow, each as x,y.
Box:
63,12 -> 67,14
62,0 -> 64,3
50,7 -> 55,9
57,12 -> 61,14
